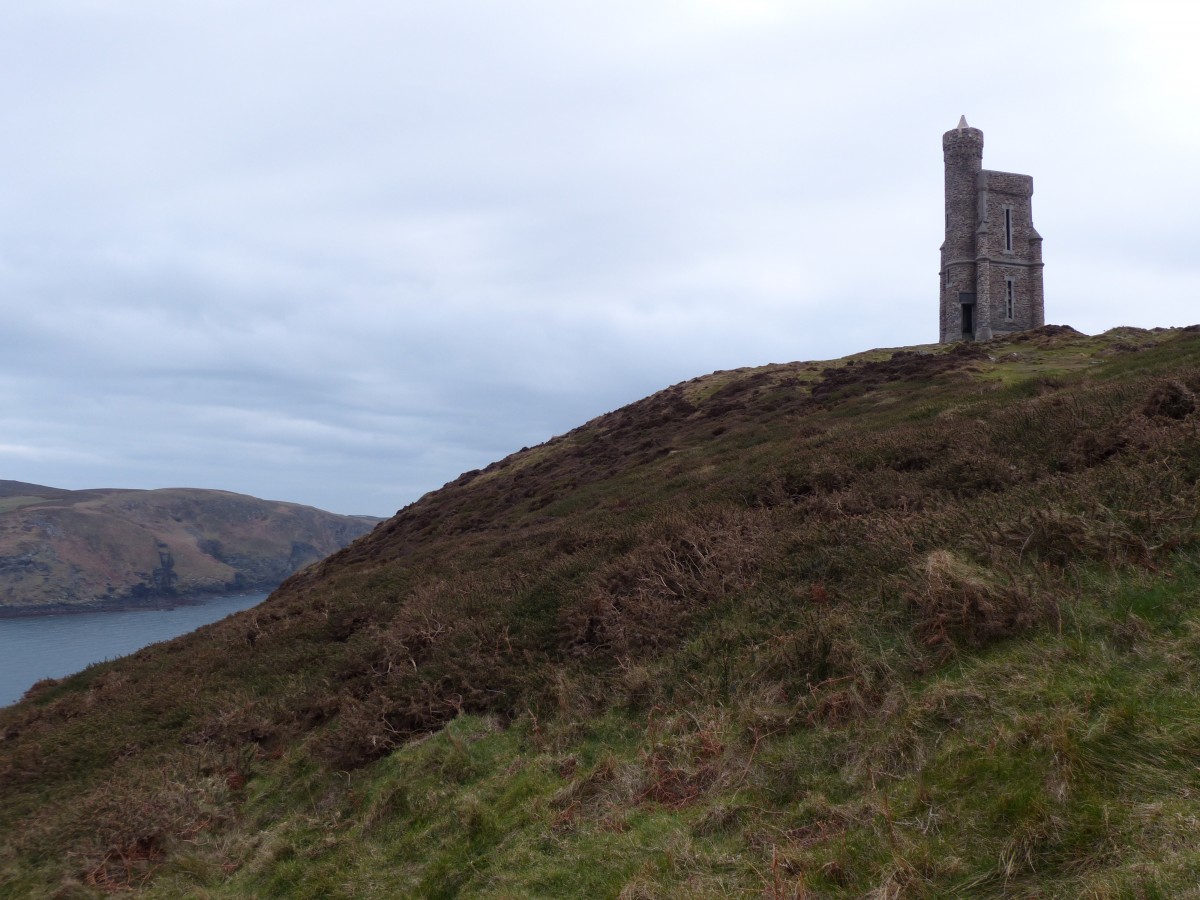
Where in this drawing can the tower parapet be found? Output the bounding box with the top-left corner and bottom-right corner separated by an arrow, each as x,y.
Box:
939,117 -> 1043,343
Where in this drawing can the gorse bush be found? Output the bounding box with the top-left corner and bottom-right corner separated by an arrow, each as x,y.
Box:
2,325 -> 1200,897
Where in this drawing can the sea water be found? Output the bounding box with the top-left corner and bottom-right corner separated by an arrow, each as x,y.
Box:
0,591 -> 270,708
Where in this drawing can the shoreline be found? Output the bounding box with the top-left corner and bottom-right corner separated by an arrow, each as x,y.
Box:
0,586 -> 276,620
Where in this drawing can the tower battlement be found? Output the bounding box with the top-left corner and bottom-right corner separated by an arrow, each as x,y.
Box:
941,121 -> 984,156
939,117 -> 1043,343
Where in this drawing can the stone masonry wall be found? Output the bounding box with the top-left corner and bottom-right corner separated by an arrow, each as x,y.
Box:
940,125 -> 984,342
975,169 -> 1043,338
939,121 -> 1043,342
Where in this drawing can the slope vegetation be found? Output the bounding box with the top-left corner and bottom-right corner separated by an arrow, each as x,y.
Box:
0,485 -> 378,612
1,325 -> 1199,897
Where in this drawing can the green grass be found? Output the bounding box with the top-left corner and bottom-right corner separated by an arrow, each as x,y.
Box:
0,496 -> 48,514
2,325 -> 1200,897
108,574 -> 1200,897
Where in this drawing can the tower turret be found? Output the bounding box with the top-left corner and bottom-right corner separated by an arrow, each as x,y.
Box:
941,118 -> 983,263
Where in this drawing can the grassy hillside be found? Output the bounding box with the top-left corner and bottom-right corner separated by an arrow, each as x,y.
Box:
1,325 -> 1198,897
0,486 -> 379,611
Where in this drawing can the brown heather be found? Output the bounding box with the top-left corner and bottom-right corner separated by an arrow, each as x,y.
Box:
2,324 -> 1200,897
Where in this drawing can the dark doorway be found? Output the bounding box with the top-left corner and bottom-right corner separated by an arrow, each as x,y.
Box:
958,291 -> 976,339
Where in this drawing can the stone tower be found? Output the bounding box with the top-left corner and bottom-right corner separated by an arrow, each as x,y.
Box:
939,116 -> 1043,342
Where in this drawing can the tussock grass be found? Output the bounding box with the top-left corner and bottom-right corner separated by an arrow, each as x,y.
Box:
2,325 -> 1200,897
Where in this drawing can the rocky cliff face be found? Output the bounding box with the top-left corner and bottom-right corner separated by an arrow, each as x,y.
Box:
0,482 -> 379,611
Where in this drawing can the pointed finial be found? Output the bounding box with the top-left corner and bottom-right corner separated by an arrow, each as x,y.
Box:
957,115 -> 968,131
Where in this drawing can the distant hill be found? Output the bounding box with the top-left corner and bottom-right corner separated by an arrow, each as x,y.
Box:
0,484 -> 380,612
1,325 -> 1199,896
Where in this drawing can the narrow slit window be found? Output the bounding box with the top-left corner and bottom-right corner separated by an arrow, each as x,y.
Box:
1004,208 -> 1013,252
1005,278 -> 1015,320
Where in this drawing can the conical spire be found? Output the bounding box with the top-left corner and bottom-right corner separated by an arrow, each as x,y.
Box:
957,115 -> 968,131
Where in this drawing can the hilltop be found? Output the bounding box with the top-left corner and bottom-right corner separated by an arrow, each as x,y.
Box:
0,485 -> 379,613
1,325 -> 1198,897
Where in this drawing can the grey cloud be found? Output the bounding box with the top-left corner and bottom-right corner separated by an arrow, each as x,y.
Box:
1,1 -> 1197,515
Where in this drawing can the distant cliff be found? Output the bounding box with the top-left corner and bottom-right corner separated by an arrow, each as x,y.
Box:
0,482 -> 379,612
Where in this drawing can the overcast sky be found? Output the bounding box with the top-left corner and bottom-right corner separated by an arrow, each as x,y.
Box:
1,1 -> 1197,516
